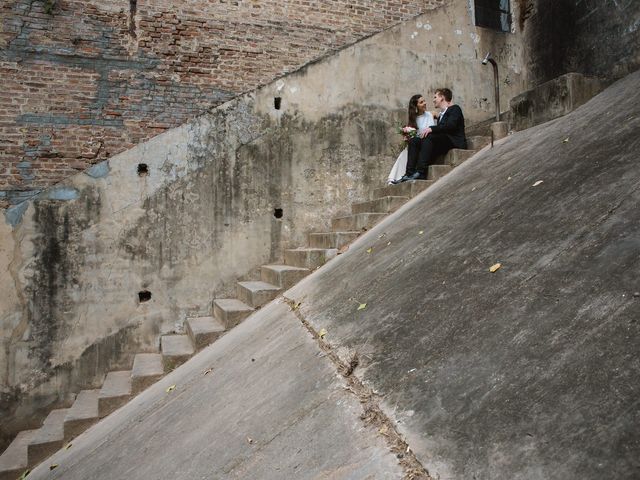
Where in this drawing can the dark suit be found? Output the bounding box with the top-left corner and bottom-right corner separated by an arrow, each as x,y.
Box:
406,104 -> 467,176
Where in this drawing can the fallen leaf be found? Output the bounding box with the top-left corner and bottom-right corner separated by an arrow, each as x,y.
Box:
366,247 -> 373,254
203,368 -> 213,376
418,230 -> 424,235
379,425 -> 389,435
562,137 -> 570,143
246,437 -> 254,444
18,470 -> 30,480
507,176 -> 512,180
489,263 -> 502,273
387,241 -> 391,246
338,245 -> 349,254
166,384 -> 176,392
318,328 -> 327,339
49,464 -> 58,471
357,303 -> 367,311
532,180 -> 543,187
290,301 -> 301,311
65,443 -> 73,450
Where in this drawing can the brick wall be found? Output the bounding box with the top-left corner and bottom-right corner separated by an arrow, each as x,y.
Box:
0,0 -> 444,207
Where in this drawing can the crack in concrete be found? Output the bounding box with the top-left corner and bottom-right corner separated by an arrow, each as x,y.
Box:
283,296 -> 433,480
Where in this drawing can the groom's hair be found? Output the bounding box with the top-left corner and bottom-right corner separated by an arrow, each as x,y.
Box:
435,88 -> 453,102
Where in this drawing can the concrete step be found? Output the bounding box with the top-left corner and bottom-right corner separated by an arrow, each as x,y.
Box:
63,390 -> 99,441
213,299 -> 254,329
284,248 -> 338,269
185,316 -> 225,350
131,353 -> 164,394
236,281 -> 282,308
351,196 -> 409,214
373,180 -> 434,200
331,213 -> 387,232
0,430 -> 37,480
261,264 -> 310,289
98,371 -> 132,418
308,231 -> 360,249
466,135 -> 491,150
27,409 -> 68,467
440,148 -> 477,167
161,335 -> 195,371
427,164 -> 452,180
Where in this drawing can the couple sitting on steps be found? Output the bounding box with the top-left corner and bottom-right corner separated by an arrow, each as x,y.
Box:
388,88 -> 467,184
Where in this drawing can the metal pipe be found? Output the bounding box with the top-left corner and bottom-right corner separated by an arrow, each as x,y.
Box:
482,52 -> 500,122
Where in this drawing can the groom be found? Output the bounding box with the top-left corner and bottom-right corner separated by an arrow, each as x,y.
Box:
400,88 -> 467,182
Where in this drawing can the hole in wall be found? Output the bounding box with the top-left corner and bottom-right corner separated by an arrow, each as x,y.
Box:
137,163 -> 148,176
273,208 -> 283,219
274,97 -> 282,110
129,0 -> 138,39
138,290 -> 151,303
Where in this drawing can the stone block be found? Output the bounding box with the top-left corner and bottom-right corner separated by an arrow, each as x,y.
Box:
510,73 -> 604,131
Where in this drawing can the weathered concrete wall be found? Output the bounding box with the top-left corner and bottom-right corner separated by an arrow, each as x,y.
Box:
519,0 -> 640,84
0,2 -> 527,446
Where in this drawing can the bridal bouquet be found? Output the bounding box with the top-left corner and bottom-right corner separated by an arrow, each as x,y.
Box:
397,125 -> 417,141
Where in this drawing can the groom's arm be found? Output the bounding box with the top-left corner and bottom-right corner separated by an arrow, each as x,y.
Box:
430,105 -> 464,134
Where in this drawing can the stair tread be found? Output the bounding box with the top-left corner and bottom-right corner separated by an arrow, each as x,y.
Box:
285,247 -> 339,252
65,390 -> 99,421
213,298 -> 254,312
333,212 -> 387,219
30,409 -> 68,446
237,280 -> 281,291
309,231 -> 360,235
262,264 -> 309,272
354,195 -> 409,203
131,353 -> 164,378
99,371 -> 132,399
186,316 -> 225,335
0,429 -> 38,472
161,335 -> 195,357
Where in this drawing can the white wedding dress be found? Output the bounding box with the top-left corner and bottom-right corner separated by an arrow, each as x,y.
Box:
387,112 -> 436,184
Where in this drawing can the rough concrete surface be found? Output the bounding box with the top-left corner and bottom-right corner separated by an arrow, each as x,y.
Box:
20,69 -> 640,480
285,71 -> 640,478
27,301 -> 403,480
1,0 -> 528,440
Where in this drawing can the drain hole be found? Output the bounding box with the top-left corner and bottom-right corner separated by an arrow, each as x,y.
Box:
137,163 -> 148,176
138,290 -> 151,303
274,97 -> 282,110
273,208 -> 283,219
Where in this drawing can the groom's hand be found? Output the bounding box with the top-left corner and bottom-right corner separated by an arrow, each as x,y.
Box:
420,127 -> 432,138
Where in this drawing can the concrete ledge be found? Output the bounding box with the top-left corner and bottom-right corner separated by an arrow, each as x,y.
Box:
510,72 -> 604,131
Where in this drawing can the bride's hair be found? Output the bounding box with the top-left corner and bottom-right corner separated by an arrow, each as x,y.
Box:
407,94 -> 422,129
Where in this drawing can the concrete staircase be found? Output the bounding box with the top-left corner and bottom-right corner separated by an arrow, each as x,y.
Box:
0,138 -> 488,479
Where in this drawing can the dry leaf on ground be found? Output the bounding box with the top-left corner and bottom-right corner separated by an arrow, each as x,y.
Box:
319,328 -> 327,339
166,384 -> 176,392
357,303 -> 367,311
532,180 -> 544,186
489,263 -> 502,272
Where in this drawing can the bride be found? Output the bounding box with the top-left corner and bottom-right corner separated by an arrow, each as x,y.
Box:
387,94 -> 435,184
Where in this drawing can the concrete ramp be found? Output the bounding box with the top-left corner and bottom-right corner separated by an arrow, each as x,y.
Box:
28,71 -> 640,479
27,301 -> 402,479
285,70 -> 640,479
